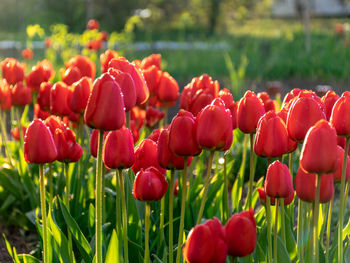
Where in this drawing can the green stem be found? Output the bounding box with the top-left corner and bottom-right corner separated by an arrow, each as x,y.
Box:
144,202 -> 151,263
313,174 -> 321,263
48,163 -> 53,203
196,151 -> 215,225
288,152 -> 293,178
266,196 -> 273,263
297,199 -> 304,263
158,196 -> 165,253
246,133 -> 255,208
223,153 -> 229,222
16,107 -> 24,148
163,107 -> 168,127
176,157 -> 188,263
169,170 -> 175,263
0,111 -> 13,167
39,164 -> 49,263
126,111 -> 130,130
280,198 -> 286,244
102,166 -> 106,224
338,136 -> 349,263
119,169 -> 129,263
95,130 -> 104,263
274,199 -> 279,263
325,198 -> 333,263
116,170 -> 122,236
64,162 -> 73,253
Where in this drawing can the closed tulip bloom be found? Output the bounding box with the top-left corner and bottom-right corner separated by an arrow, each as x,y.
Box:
330,92 -> 350,136
148,128 -> 162,142
332,146 -> 350,183
65,55 -> 96,79
321,91 -> 339,121
225,208 -> 257,258
258,92 -> 278,113
282,88 -> 301,108
276,108 -> 298,153
295,168 -> 334,203
257,187 -> 294,206
141,54 -> 161,70
90,129 -> 108,158
37,82 -> 52,110
143,65 -> 161,97
132,139 -> 166,175
265,161 -> 293,198
1,58 -> 25,85
22,49 -> 34,60
26,60 -> 54,92
87,19 -> 99,30
145,106 -> 165,128
108,57 -> 149,105
108,68 -> 136,111
300,120 -> 338,174
11,126 -> 27,141
103,127 -> 135,169
157,128 -> 193,170
169,110 -> 202,156
237,91 -> 265,134
196,98 -> 233,151
34,104 -> 49,120
69,77 -> 92,114
11,82 -> 32,106
204,218 -> 228,263
218,89 -> 238,129
50,81 -> 73,116
44,115 -> 66,135
183,224 -> 215,263
254,111 -> 289,157
24,119 -> 57,163
53,128 -> 83,163
100,49 -> 119,73
61,66 -> 82,85
0,79 -> 12,110
133,167 -> 168,201
84,73 -> 125,130
157,72 -> 179,107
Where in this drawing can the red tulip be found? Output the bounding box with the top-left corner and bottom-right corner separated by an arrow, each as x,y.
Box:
133,167 -> 168,201
22,49 -> 34,60
34,104 -> 49,120
169,110 -> 202,156
53,128 -> 83,163
0,79 -> 12,110
44,115 -> 66,134
1,58 -> 25,85
300,120 -> 338,174
140,54 -> 161,70
330,92 -> 350,136
257,92 -> 277,113
265,161 -> 293,198
282,88 -> 301,108
257,187 -> 294,206
24,119 -> 57,163
295,168 -> 334,203
237,91 -> 265,134
183,224 -> 215,263
61,66 -> 82,86
37,82 -> 52,111
196,98 -> 232,151
50,81 -> 73,116
65,55 -> 96,79
90,129 -> 108,158
225,208 -> 257,258
157,72 -> 179,107
11,126 -> 27,141
131,106 -> 146,131
87,19 -> 99,30
26,60 -> 54,92
86,40 -> 103,51
100,49 -> 119,73
84,72 -> 125,130
321,91 -> 339,121
103,127 -> 135,169
69,77 -> 92,114
11,82 -> 32,106
203,218 -> 228,263
145,106 -> 164,128
143,65 -> 161,97
100,31 -> 108,42
332,146 -> 350,183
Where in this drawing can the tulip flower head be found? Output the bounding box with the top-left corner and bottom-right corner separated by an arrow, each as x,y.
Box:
65,55 -> 96,79
1,58 -> 25,85
11,82 -> 32,106
140,54 -> 161,70
321,91 -> 339,121
26,59 -> 54,92
330,92 -> 350,137
100,49 -> 119,73
37,82 -> 52,111
61,66 -> 82,85
265,161 -> 294,198
69,77 -> 92,114
50,81 -> 73,116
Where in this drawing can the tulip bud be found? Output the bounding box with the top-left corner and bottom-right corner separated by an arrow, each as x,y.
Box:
257,92 -> 277,113
174,178 -> 179,196
103,127 -> 135,169
225,208 -> 257,258
90,129 -> 108,158
11,82 -> 31,106
282,88 -> 301,108
148,128 -> 162,143
196,98 -> 233,151
133,167 -> 168,201
332,146 -> 350,183
61,66 -> 82,86
34,104 -> 49,120
300,120 -> 338,174
157,72 -> 179,107
295,168 -> 334,203
84,73 -> 125,131
0,79 -> 11,110
141,54 -> 161,70
50,81 -> 73,116
26,60 -> 54,92
143,65 -> 161,97
100,49 -> 119,73
87,19 -> 99,30
169,110 -> 202,156
53,128 -> 83,163
203,218 -> 228,263
330,92 -> 350,136
22,49 -> 33,60
37,82 -> 52,111
237,91 -> 265,134
145,106 -> 165,128
1,58 -> 25,85
65,55 -> 96,79
69,77 -> 92,114
218,89 -> 238,129
321,91 -> 339,121
265,161 -> 294,198
24,119 -> 57,163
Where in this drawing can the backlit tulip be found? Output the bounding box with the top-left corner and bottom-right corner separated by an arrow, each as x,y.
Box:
22,49 -> 34,60
169,110 -> 202,156
332,146 -> 350,183
145,106 -> 164,128
100,49 -> 119,73
84,72 -> 125,130
61,66 -> 82,85
0,79 -> 11,110
133,167 -> 168,201
257,187 -> 294,206
321,91 -> 339,121
34,104 -> 49,120
141,54 -> 161,70
282,88 -> 301,107
11,126 -> 27,141
265,161 -> 293,198
225,208 -> 257,258
69,77 -> 92,114
300,120 -> 338,174
44,115 -> 66,134
53,128 -> 83,163
26,60 -> 54,92
65,55 -> 96,79
237,91 -> 265,134
103,127 -> 135,169
86,40 -> 103,51
37,82 -> 52,111
204,218 -> 228,263
330,92 -> 350,136
143,65 -> 161,97
11,82 -> 32,106
24,119 -> 57,163
1,58 -> 25,85
50,81 -> 73,116
258,92 -> 278,112
157,72 -> 179,107
90,129 -> 108,158
87,19 -> 99,30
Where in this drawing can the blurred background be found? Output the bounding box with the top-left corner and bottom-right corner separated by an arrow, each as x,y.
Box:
1,0 -> 350,97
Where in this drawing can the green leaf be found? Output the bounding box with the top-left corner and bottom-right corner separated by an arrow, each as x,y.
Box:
18,254 -> 41,263
276,235 -> 291,263
105,229 -> 122,263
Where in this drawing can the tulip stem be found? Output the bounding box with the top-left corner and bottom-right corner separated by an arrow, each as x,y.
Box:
16,107 -> 24,148
280,198 -> 286,244
158,196 -> 165,252
313,174 -> 321,263
297,199 -> 304,263
115,170 -> 122,259
119,169 -> 129,263
126,111 -> 130,130
247,133 -> 255,208
274,198 -> 279,263
39,164 -> 49,263
176,157 -> 188,263
223,153 -> 229,222
288,153 -> 293,177
196,151 -> 215,225
325,198 -> 333,263
144,202 -> 151,263
102,166 -> 106,224
338,136 -> 349,263
95,130 -> 104,263
0,111 -> 13,167
48,163 -> 53,203
266,196 -> 273,263
64,162 -> 73,253
169,170 -> 175,263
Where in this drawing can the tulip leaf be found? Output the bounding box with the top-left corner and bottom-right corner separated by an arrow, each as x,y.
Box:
105,229 -> 122,263
276,235 -> 291,263
344,245 -> 350,263
18,254 -> 41,263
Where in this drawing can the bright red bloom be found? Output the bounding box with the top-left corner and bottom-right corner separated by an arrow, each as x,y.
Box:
265,161 -> 294,198
90,129 -> 108,158
282,88 -> 301,108
37,82 -> 52,111
53,127 -> 83,163
44,115 -> 66,134
131,106 -> 146,131
295,168 -> 334,203
11,126 -> 27,141
321,91 -> 339,121
26,60 -> 54,92
84,72 -> 125,130
22,49 -> 34,60
225,209 -> 257,258
148,128 -> 162,143
65,55 -> 96,79
143,65 -> 161,96
257,187 -> 294,206
87,19 -> 99,30
203,218 -> 228,263
34,104 -> 49,120
169,110 -> 202,156
196,98 -> 232,151
100,31 -> 108,42
1,58 -> 25,85
133,167 -> 168,201
0,79 -> 11,110
70,77 -> 92,114
330,92 -> 350,136
237,91 -> 265,134
145,106 -> 165,128
332,146 -> 350,183
11,82 -> 32,106
258,92 -> 277,112
219,89 -> 237,130
61,66 -> 82,86
86,40 -> 103,51
157,72 -> 179,107
300,120 -> 338,174
140,54 -> 161,70
100,49 -> 119,73
103,127 -> 135,169
24,119 -> 57,163
50,81 -> 73,116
